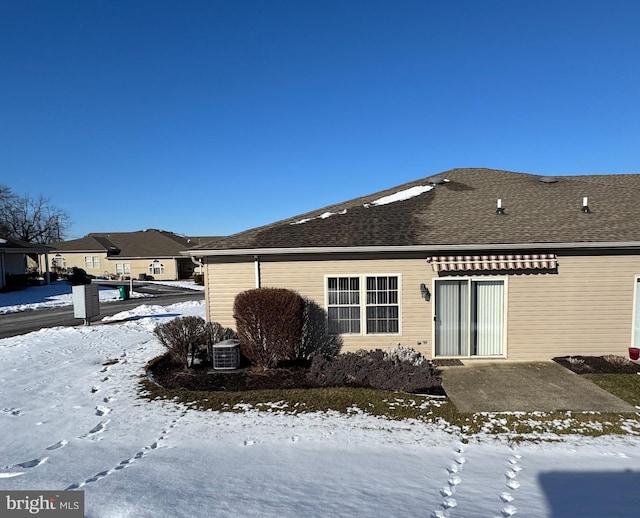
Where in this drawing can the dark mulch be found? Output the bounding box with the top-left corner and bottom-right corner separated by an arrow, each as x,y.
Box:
147,354 -> 445,395
553,355 -> 640,375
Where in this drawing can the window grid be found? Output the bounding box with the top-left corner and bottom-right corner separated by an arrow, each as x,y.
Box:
84,256 -> 100,269
365,276 -> 399,334
149,260 -> 165,275
327,276 -> 361,334
327,275 -> 400,335
116,263 -> 131,275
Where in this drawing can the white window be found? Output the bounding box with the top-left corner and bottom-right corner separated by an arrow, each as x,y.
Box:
84,256 -> 100,269
116,263 -> 131,275
326,275 -> 400,335
149,260 -> 164,275
52,254 -> 66,269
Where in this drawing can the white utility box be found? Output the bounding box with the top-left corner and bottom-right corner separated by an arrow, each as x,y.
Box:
73,283 -> 100,325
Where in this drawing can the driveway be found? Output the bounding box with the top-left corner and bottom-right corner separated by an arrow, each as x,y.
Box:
440,361 -> 637,413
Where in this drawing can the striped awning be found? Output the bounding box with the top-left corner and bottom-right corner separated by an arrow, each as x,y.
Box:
427,254 -> 558,273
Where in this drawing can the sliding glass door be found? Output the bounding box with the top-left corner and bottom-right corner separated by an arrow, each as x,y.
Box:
434,278 -> 505,357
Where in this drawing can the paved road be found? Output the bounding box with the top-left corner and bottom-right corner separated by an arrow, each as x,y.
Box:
0,286 -> 204,339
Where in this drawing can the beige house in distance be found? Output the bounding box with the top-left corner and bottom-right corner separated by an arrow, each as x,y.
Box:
1,237 -> 53,290
51,229 -> 217,281
187,168 -> 640,361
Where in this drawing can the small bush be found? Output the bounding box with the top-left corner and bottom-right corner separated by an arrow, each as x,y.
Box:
193,274 -> 204,285
306,349 -> 442,393
233,288 -> 304,368
154,316 -> 209,369
384,345 -> 426,366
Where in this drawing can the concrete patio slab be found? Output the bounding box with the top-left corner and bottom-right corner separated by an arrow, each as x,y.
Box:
440,361 -> 637,413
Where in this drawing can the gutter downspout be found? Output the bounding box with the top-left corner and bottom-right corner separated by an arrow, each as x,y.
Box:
254,255 -> 261,288
190,255 -> 204,275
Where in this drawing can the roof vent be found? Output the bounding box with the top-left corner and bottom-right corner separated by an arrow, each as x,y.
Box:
427,175 -> 449,185
538,176 -> 559,184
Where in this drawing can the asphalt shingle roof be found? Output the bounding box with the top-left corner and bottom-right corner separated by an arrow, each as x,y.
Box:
53,229 -> 221,258
194,168 -> 640,251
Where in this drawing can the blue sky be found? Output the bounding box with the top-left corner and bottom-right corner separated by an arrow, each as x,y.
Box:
1,0 -> 639,240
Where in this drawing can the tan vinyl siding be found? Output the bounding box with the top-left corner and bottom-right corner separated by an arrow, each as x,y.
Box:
51,252 -> 180,280
507,254 -> 640,360
204,252 -> 640,360
206,259 -> 256,329
206,256 -> 433,355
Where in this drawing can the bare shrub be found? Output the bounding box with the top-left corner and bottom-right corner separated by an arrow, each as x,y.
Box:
567,356 -> 585,365
233,288 -> 304,368
154,316 -> 209,368
307,349 -> 442,393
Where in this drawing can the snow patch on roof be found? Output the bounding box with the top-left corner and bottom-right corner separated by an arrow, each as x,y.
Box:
364,185 -> 434,208
290,209 -> 348,225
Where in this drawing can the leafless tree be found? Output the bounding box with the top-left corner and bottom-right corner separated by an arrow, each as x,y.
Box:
0,187 -> 70,244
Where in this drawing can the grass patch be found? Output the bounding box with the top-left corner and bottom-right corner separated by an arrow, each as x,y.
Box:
140,375 -> 640,439
584,374 -> 640,407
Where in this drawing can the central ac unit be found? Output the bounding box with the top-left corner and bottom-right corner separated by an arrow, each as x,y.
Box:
212,339 -> 241,370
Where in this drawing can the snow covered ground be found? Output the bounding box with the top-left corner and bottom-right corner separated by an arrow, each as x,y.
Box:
1,290 -> 639,516
0,280 -> 203,315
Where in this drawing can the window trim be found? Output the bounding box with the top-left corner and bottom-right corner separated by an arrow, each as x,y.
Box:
116,263 -> 131,275
84,255 -> 100,269
325,273 -> 402,336
149,260 -> 165,276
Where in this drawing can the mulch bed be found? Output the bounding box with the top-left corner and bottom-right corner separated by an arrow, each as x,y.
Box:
147,354 -> 446,395
553,355 -> 640,375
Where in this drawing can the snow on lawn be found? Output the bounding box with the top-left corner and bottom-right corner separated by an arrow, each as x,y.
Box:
1,301 -> 640,517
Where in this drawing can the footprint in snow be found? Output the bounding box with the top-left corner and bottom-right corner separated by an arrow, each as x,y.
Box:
80,420 -> 109,439
440,487 -> 453,497
13,457 -> 48,469
95,406 -> 111,416
448,475 -> 462,486
441,497 -> 457,509
500,492 -> 514,503
46,440 -> 68,451
501,504 -> 517,516
506,479 -> 521,490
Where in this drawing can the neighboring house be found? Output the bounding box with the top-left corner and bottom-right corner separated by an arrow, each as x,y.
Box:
1,236 -> 53,290
187,168 -> 640,361
51,229 -> 219,281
